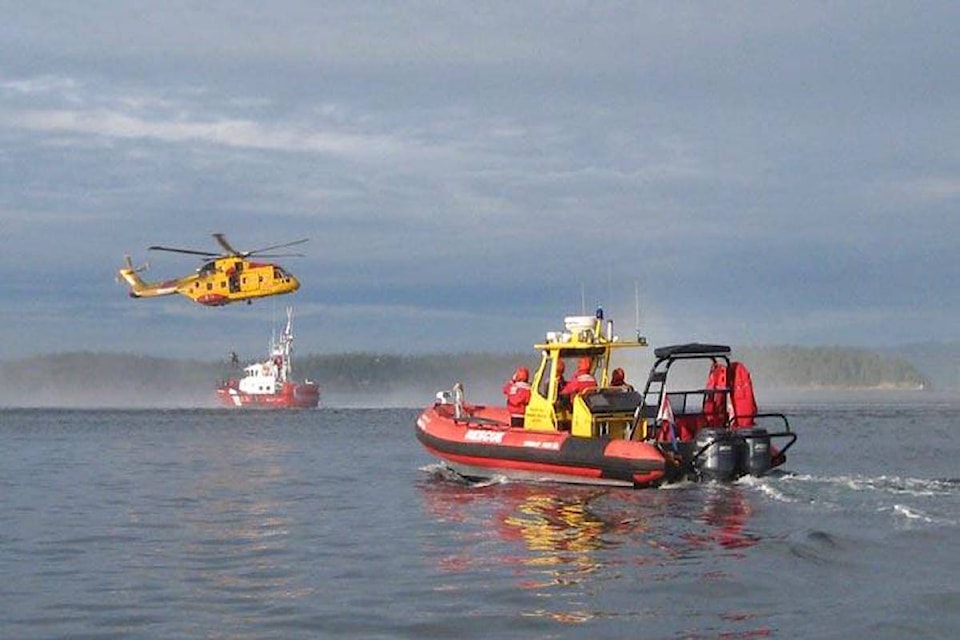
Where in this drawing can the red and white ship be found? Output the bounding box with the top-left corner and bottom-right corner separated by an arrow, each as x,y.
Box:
216,307 -> 320,409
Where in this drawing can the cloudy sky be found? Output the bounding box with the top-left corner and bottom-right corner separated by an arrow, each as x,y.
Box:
2,2 -> 958,361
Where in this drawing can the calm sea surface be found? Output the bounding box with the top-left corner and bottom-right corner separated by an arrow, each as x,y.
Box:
2,399 -> 958,639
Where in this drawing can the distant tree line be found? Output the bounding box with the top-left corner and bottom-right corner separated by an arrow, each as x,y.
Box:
293,352 -> 535,395
735,346 -> 928,390
0,345 -> 942,408
293,347 -> 930,394
887,342 -> 960,392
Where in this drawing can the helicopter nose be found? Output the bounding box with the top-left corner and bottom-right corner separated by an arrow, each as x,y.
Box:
290,276 -> 300,292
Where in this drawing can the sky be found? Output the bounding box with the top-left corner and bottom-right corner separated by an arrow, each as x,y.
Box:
1,1 -> 958,362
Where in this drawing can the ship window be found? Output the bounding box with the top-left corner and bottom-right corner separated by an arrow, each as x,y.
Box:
220,281 -> 226,288
242,277 -> 247,284
206,282 -> 213,291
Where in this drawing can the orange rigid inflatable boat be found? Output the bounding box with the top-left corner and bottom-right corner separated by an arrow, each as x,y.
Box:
415,310 -> 796,488
417,398 -> 667,488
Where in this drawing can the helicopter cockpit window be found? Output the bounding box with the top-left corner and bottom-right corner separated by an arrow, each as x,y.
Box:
274,267 -> 288,280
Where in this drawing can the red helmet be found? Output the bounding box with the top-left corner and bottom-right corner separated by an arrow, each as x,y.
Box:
577,357 -> 591,374
514,366 -> 530,382
611,367 -> 625,385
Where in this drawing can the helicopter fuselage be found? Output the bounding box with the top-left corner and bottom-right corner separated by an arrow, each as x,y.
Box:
183,257 -> 300,306
118,234 -> 306,306
119,256 -> 300,306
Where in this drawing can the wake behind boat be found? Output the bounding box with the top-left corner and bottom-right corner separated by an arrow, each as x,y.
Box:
216,307 -> 320,409
416,309 -> 796,488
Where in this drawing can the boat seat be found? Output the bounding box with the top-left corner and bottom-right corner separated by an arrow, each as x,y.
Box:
582,388 -> 642,414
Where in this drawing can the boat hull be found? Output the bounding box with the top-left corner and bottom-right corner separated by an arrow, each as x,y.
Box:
216,382 -> 320,409
416,404 -> 668,488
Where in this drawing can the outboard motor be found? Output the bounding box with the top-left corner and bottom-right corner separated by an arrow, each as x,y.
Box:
694,428 -> 741,481
741,428 -> 772,476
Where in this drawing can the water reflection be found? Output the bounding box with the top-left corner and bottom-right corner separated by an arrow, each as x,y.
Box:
682,483 -> 759,552
173,432 -> 307,615
418,468 -> 763,624
420,469 -> 759,558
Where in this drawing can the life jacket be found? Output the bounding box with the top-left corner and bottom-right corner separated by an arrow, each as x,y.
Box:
503,380 -> 532,416
703,362 -> 728,427
561,373 -> 596,397
728,362 -> 757,428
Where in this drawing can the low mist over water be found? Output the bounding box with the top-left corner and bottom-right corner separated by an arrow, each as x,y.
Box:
0,345 -> 953,408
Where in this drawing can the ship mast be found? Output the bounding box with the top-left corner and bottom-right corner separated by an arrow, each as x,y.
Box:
270,306 -> 295,384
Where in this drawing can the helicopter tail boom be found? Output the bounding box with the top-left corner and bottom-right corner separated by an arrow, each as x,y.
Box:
117,256 -> 179,298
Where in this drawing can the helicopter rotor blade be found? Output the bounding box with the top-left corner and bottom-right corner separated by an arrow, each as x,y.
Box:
244,238 -> 309,257
245,252 -> 305,258
148,245 -> 219,257
212,233 -> 241,256
147,235 -> 308,260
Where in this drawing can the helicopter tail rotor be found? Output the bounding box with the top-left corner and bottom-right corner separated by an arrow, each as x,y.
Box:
122,255 -> 149,274
117,255 -> 154,295
117,255 -> 149,284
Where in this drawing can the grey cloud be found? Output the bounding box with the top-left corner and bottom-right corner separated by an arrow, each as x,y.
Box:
1,2 -> 958,359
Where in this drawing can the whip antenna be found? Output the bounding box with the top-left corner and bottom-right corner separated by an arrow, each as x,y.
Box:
634,280 -> 646,344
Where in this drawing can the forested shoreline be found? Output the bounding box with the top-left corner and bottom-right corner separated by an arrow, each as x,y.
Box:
0,344 -> 952,408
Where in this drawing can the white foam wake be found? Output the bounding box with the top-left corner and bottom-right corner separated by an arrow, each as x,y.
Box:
778,473 -> 958,497
737,474 -> 799,503
887,503 -> 958,526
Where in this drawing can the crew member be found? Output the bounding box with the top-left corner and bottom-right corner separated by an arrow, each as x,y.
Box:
555,358 -> 567,390
552,358 -> 568,407
610,367 -> 633,390
561,357 -> 597,399
502,366 -> 532,427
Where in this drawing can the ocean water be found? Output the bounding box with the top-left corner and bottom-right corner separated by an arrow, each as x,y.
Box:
1,399 -> 958,639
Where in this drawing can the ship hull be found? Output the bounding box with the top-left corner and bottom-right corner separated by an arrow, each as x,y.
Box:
216,382 -> 320,409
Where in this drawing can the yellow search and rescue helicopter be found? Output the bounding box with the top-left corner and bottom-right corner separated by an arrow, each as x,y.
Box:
117,233 -> 306,306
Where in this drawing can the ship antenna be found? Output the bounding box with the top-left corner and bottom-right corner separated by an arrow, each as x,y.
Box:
634,279 -> 646,344
634,280 -> 640,330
